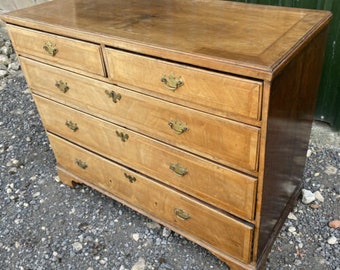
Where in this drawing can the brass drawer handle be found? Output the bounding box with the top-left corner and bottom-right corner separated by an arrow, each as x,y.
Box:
75,159 -> 87,169
55,80 -> 69,93
169,163 -> 188,176
43,41 -> 58,56
161,73 -> 183,91
124,173 -> 136,183
65,120 -> 78,131
116,131 -> 129,142
105,90 -> 121,103
168,119 -> 188,134
174,208 -> 190,220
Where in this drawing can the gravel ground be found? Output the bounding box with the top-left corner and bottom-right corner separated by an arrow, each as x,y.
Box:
0,21 -> 339,270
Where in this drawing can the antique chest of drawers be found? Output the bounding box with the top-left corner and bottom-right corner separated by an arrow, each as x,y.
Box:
1,0 -> 331,269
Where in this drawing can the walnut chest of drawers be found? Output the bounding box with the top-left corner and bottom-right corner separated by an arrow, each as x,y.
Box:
1,0 -> 331,269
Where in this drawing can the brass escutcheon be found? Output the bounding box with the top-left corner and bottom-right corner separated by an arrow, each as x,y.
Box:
169,163 -> 188,176
161,73 -> 184,91
43,41 -> 58,56
168,119 -> 188,135
105,90 -> 122,103
55,80 -> 69,93
124,173 -> 136,183
116,131 -> 129,142
65,120 -> 78,131
174,208 -> 190,220
75,159 -> 87,169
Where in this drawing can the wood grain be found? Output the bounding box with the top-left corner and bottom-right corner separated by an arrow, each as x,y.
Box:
21,57 -> 260,173
33,94 -> 257,220
49,133 -> 254,263
1,0 -> 331,79
105,48 -> 262,122
256,27 -> 330,263
7,25 -> 105,76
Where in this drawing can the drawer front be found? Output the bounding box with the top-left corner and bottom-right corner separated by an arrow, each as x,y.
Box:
21,58 -> 260,172
8,25 -> 105,76
34,95 -> 257,220
105,48 -> 262,121
48,134 -> 254,263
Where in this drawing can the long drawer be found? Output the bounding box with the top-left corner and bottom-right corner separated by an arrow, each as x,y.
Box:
48,133 -> 254,263
21,58 -> 260,173
34,95 -> 257,220
8,25 -> 105,76
105,48 -> 262,122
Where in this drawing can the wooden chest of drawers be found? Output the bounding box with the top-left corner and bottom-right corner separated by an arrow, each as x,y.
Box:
1,0 -> 331,269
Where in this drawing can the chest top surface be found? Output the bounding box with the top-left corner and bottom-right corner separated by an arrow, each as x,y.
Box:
1,0 -> 331,78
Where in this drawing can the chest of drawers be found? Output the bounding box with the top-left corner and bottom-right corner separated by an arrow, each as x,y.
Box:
1,0 -> 331,269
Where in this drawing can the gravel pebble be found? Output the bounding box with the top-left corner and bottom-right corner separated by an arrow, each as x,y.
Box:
0,54 -> 9,65
302,189 -> 316,204
147,221 -> 161,230
327,236 -> 338,245
72,242 -> 83,252
325,165 -> 338,175
162,227 -> 172,238
131,257 -> 146,270
0,69 -> 8,78
288,212 -> 298,221
132,233 -> 140,241
314,190 -> 325,202
288,226 -> 297,233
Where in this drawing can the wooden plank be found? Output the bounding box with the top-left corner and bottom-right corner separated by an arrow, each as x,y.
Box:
49,133 -> 254,263
7,25 -> 105,76
33,94 -> 258,220
21,57 -> 260,173
1,0 -> 332,79
105,48 -> 263,121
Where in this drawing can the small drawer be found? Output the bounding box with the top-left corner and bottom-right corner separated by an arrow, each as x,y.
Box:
8,25 -> 105,76
105,48 -> 262,122
48,133 -> 254,263
21,58 -> 259,172
33,95 -> 257,220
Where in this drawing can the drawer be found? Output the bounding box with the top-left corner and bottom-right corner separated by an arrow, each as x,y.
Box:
8,25 -> 105,76
48,133 -> 254,263
21,58 -> 260,172
105,48 -> 262,122
34,95 -> 257,220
